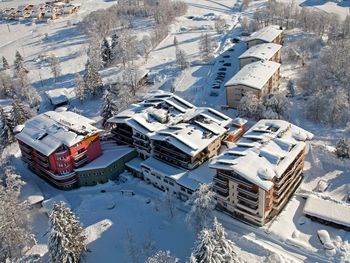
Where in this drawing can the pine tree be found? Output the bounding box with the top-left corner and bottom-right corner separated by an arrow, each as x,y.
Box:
0,107 -> 15,148
49,54 -> 61,82
10,99 -> 32,128
84,60 -> 103,97
111,34 -> 119,62
336,138 -> 350,158
176,48 -> 189,69
2,56 -> 9,71
191,229 -> 216,263
48,202 -> 86,263
74,73 -> 87,103
13,51 -> 26,74
101,38 -> 112,68
0,167 -> 35,262
173,36 -> 178,46
199,34 -> 213,62
186,184 -> 217,233
146,250 -> 178,263
211,218 -> 238,263
100,89 -> 119,127
0,71 -> 14,98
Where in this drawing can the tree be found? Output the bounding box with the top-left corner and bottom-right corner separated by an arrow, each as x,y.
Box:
49,55 -> 61,82
113,31 -> 137,68
214,17 -> 226,34
186,183 -> 216,233
211,218 -> 238,263
176,48 -> 189,70
100,89 -> 119,127
191,229 -> 216,263
2,56 -> 9,71
74,73 -> 87,103
0,71 -> 14,98
0,167 -> 35,262
287,80 -> 296,97
146,250 -> 178,263
84,60 -> 103,97
336,139 -> 350,159
238,92 -> 262,119
48,202 -> 86,263
123,65 -> 142,96
0,108 -> 14,149
173,36 -> 178,46
199,34 -> 214,62
141,35 -> 152,62
10,99 -> 33,128
13,51 -> 26,75
14,69 -> 41,107
101,38 -> 112,68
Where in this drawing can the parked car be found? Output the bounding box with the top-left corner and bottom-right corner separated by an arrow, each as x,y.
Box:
212,85 -> 220,89
223,55 -> 230,59
218,67 -> 227,71
223,63 -> 231,67
231,37 -> 240,43
219,59 -> 224,63
317,230 -> 335,250
217,72 -> 226,76
228,48 -> 235,52
215,76 -> 225,81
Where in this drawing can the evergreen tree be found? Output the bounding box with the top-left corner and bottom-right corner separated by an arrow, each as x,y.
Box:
191,229 -> 216,263
49,54 -> 61,82
336,138 -> 350,158
146,250 -> 178,263
101,38 -> 112,68
100,89 -> 119,127
0,71 -> 14,98
176,48 -> 189,69
0,108 -> 14,148
10,99 -> 32,128
199,34 -> 213,62
2,56 -> 9,71
48,202 -> 86,263
74,73 -> 87,103
173,36 -> 178,46
84,60 -> 103,97
111,34 -> 119,62
13,51 -> 26,74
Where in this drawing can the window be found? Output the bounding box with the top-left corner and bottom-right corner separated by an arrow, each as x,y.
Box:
56,156 -> 66,161
169,181 -> 174,186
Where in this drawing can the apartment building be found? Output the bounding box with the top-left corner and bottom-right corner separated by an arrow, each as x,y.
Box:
238,43 -> 282,69
225,60 -> 281,108
210,120 -> 313,226
245,25 -> 284,49
15,110 -> 102,189
108,92 -> 232,170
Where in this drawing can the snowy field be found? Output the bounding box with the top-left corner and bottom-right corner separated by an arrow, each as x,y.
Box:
2,0 -> 350,262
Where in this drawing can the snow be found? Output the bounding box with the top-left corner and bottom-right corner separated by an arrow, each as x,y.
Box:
244,25 -> 283,43
20,180 -> 44,205
42,194 -> 71,214
239,43 -> 282,61
15,110 -> 99,156
125,157 -> 143,172
225,60 -> 281,90
74,145 -> 134,172
303,195 -> 350,228
45,87 -> 75,106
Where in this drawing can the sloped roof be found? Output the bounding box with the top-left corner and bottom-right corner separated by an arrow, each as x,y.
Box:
245,25 -> 283,43
239,43 -> 282,61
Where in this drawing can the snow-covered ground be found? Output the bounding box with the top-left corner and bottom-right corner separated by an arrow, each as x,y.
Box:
2,0 -> 350,262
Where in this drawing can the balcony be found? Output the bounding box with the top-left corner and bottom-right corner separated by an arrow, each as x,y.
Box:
274,171 -> 302,204
113,132 -> 133,145
33,151 -> 48,162
153,144 -> 189,159
112,127 -> 132,137
74,156 -> 88,167
236,202 -> 259,214
21,150 -> 32,159
213,183 -> 228,194
74,149 -> 87,160
132,134 -> 149,142
213,176 -> 228,185
237,193 -> 259,206
19,143 -> 32,153
274,169 -> 302,196
37,158 -> 49,168
275,157 -> 303,187
237,186 -> 259,198
133,140 -> 151,151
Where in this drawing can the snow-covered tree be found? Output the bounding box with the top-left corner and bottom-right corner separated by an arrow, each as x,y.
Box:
14,70 -> 41,107
13,51 -> 27,75
188,254 -> 197,263
146,250 -> 178,263
113,31 -> 137,67
214,17 -> 226,34
100,89 -> 119,127
336,139 -> 350,159
101,38 -> 112,68
173,36 -> 178,46
191,229 -> 216,263
48,202 -> 86,263
49,54 -> 61,82
0,108 -> 14,148
74,73 -> 87,103
10,99 -> 33,128
211,218 -> 238,263
238,92 -> 261,119
2,56 -> 9,71
262,93 -> 290,119
199,34 -> 214,62
84,60 -> 103,97
122,65 -> 142,96
141,35 -> 152,62
0,167 -> 35,262
287,79 -> 296,97
186,183 -> 217,233
0,71 -> 14,98
176,47 -> 189,70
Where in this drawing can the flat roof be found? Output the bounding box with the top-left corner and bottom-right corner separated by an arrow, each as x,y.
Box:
245,25 -> 283,43
225,60 -> 281,90
210,120 -> 313,191
239,43 -> 282,61
125,157 -> 144,172
75,144 -> 134,172
303,196 -> 350,227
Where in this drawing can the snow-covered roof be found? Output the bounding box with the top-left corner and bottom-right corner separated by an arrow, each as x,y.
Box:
245,25 -> 283,43
239,43 -> 282,61
75,144 -> 134,172
125,157 -> 144,172
16,110 -> 100,156
45,88 -> 75,106
108,92 -> 232,156
303,196 -> 350,227
225,60 -> 281,90
210,120 -> 313,191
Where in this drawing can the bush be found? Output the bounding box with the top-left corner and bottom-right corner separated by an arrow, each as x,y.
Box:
336,139 -> 350,158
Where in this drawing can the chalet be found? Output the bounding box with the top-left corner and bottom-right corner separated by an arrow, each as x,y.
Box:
245,25 -> 284,49
225,60 -> 281,108
210,119 -> 313,226
238,43 -> 282,69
